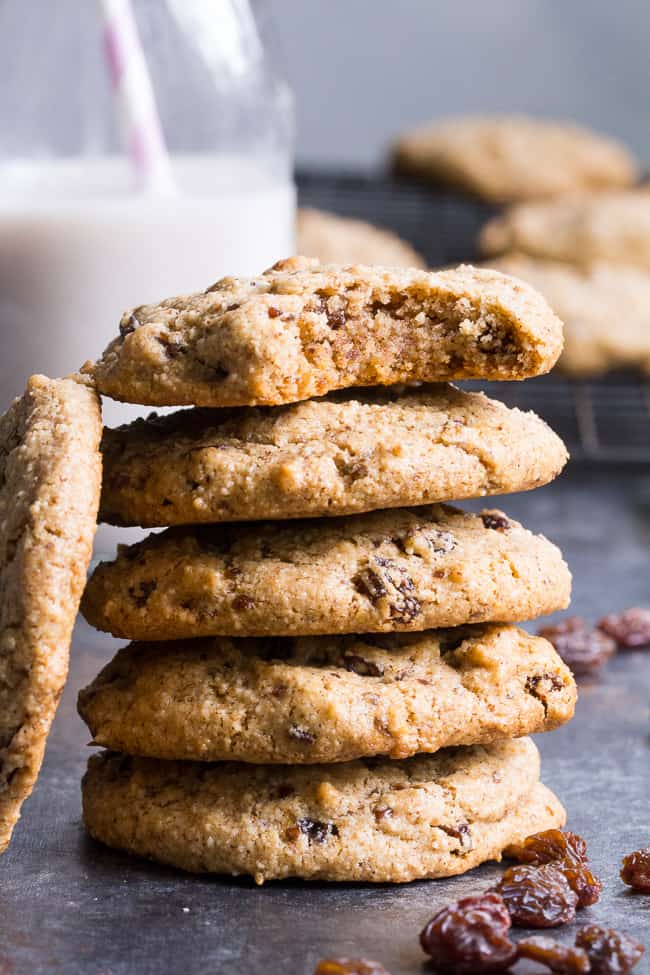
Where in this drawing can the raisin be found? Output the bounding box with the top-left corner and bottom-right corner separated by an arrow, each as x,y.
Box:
119,312 -> 140,337
231,594 -> 255,611
296,819 -> 339,844
314,960 -> 390,975
598,608 -> 650,649
440,823 -> 473,850
268,306 -> 282,318
506,828 -> 601,908
496,863 -> 578,927
575,925 -> 645,974
481,512 -> 510,531
538,617 -> 616,675
621,848 -> 650,891
517,935 -> 590,974
419,892 -> 517,974
342,654 -> 384,677
353,558 -> 420,622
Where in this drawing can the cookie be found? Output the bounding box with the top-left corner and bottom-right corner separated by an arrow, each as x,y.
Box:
393,115 -> 637,202
480,192 -> 650,267
297,208 -> 426,268
492,256 -> 650,376
0,375 -> 101,852
99,384 -> 568,527
84,257 -> 564,407
81,738 -> 564,882
78,624 -> 576,764
81,504 -> 571,640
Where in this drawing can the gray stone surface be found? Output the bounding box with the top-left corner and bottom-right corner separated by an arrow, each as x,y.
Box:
1,468 -> 649,974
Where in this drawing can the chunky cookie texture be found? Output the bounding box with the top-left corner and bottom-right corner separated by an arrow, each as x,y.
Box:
84,257 -> 564,407
481,192 -> 650,268
81,504 -> 571,640
99,384 -> 568,526
492,256 -> 650,377
0,376 -> 102,852
81,738 -> 565,883
392,116 -> 637,203
78,624 -> 576,764
297,208 -> 426,268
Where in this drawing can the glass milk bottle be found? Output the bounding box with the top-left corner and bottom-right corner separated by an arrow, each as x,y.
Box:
0,0 -> 295,412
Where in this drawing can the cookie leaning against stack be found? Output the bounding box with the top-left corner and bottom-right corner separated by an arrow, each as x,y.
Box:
79,256 -> 574,883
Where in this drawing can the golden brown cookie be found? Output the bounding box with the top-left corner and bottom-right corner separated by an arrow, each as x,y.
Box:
0,376 -> 101,852
78,625 -> 576,764
297,208 -> 426,268
81,738 -> 565,882
491,256 -> 650,376
393,115 -> 637,202
99,384 -> 568,527
85,257 -> 564,407
81,504 -> 571,640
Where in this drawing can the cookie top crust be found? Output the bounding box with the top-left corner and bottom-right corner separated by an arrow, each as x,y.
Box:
0,375 -> 102,852
492,256 -> 650,376
85,257 -> 564,407
81,503 -> 571,640
81,738 -> 565,882
393,115 -> 637,202
78,624 -> 576,764
297,208 -> 426,268
480,192 -> 650,267
99,383 -> 568,527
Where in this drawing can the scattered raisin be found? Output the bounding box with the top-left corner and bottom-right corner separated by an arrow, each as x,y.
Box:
440,823 -> 472,850
621,848 -> 650,892
508,829 -> 588,867
575,925 -> 645,974
419,892 -> 517,974
353,558 -> 420,622
296,819 -> 339,844
537,617 -> 616,675
128,579 -> 157,608
516,935 -> 590,974
506,828 -> 601,908
314,960 -> 390,975
598,608 -> 650,649
496,863 -> 578,928
165,339 -> 188,357
373,805 -> 393,822
481,512 -> 510,531
267,306 -> 282,318
231,594 -> 255,611
119,312 -> 139,337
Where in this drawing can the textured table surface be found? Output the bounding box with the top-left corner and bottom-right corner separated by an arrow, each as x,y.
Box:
1,466 -> 650,975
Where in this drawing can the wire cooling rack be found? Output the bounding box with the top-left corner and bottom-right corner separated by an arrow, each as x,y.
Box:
296,169 -> 650,464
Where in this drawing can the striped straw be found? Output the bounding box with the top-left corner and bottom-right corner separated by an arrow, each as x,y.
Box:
100,0 -> 175,195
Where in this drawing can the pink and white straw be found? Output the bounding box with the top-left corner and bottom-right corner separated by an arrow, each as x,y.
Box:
100,0 -> 175,195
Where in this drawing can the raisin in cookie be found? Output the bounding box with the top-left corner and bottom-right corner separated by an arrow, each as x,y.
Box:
480,192 -> 650,268
78,624 -> 576,764
0,376 -> 101,852
99,384 -> 568,527
297,208 -> 426,268
492,256 -> 650,376
81,504 -> 571,640
82,738 -> 564,882
393,115 -> 636,202
84,257 -> 563,407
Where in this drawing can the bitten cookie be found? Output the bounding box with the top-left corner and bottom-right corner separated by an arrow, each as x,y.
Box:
78,624 -> 576,764
492,256 -> 650,376
297,208 -> 426,268
81,738 -> 565,883
392,115 -> 637,202
85,257 -> 564,407
0,376 -> 101,852
81,504 -> 571,640
99,384 -> 568,527
480,192 -> 650,268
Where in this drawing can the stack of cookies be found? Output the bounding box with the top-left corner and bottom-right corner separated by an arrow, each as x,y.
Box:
77,256 -> 576,884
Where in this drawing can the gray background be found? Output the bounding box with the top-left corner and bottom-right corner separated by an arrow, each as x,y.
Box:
260,0 -> 650,168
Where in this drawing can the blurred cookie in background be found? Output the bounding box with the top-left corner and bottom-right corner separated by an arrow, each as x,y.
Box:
480,191 -> 650,267
492,255 -> 650,376
297,207 -> 426,268
392,115 -> 637,203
